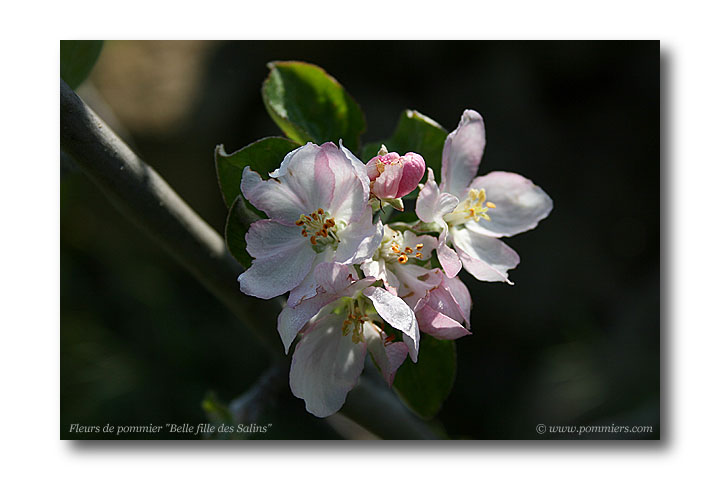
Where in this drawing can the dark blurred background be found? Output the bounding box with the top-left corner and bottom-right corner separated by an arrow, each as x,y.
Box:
60,41 -> 659,439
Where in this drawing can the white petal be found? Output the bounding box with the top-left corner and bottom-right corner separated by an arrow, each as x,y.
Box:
277,294 -> 335,353
340,140 -> 370,202
416,168 -> 458,223
238,241 -> 315,300
452,227 -> 520,283
466,171 -> 553,238
268,142 -> 335,212
319,143 -> 367,224
440,110 -> 486,198
286,249 -> 334,307
240,167 -> 307,225
244,219 -> 308,259
363,286 -> 419,362
289,313 -> 367,418
334,207 -> 383,265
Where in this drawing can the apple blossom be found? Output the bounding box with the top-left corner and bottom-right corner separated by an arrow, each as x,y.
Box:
237,141 -> 382,304
282,262 -> 417,417
416,110 -> 553,283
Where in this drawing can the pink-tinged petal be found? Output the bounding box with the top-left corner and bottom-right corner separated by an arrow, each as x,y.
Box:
414,273 -> 471,338
440,110 -> 487,198
364,322 -> 408,386
320,142 -> 367,224
371,160 -> 403,198
416,168 -> 459,223
437,230 -> 462,278
334,207 -> 383,264
268,142 -> 335,211
240,167 -> 306,226
396,152 -> 426,197
452,227 -> 520,283
363,286 -> 419,362
289,313 -> 367,418
340,140 -> 370,202
416,305 -> 471,340
238,237 -> 315,300
444,275 -> 472,328
466,171 -> 553,238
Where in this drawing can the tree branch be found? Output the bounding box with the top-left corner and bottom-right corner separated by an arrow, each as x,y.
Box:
60,78 -> 439,439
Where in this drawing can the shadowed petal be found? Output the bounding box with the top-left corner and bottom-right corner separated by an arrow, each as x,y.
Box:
364,322 -> 408,385
416,306 -> 471,340
238,233 -> 315,300
452,227 -> 520,283
416,168 -> 458,223
289,313 -> 367,418
335,207 -> 383,264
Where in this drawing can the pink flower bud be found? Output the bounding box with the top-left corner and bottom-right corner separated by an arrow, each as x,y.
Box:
366,151 -> 426,199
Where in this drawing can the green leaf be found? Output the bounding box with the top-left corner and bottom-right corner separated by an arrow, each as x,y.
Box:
215,137 -> 300,208
225,195 -> 262,269
262,61 -> 366,152
60,40 -> 104,89
362,109 -> 448,180
393,335 -> 456,419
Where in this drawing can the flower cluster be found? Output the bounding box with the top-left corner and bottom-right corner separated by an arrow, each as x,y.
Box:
237,110 -> 553,417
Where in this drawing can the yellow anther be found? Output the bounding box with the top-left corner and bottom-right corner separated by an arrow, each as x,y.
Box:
415,252 -> 423,258
398,254 -> 409,264
445,188 -> 495,226
317,208 -> 324,215
415,244 -> 423,250
404,247 -> 413,254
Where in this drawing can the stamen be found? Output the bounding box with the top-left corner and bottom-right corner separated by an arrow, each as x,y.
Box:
444,188 -> 496,226
296,209 -> 339,249
416,244 -> 423,250
404,247 -> 413,254
398,254 -> 408,264
415,252 -> 423,258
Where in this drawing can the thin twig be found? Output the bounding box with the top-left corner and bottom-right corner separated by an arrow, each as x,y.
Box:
60,79 -> 439,439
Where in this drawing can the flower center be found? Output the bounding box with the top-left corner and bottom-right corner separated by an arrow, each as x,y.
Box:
380,228 -> 423,264
295,208 -> 340,250
342,298 -> 368,344
444,188 -> 496,226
